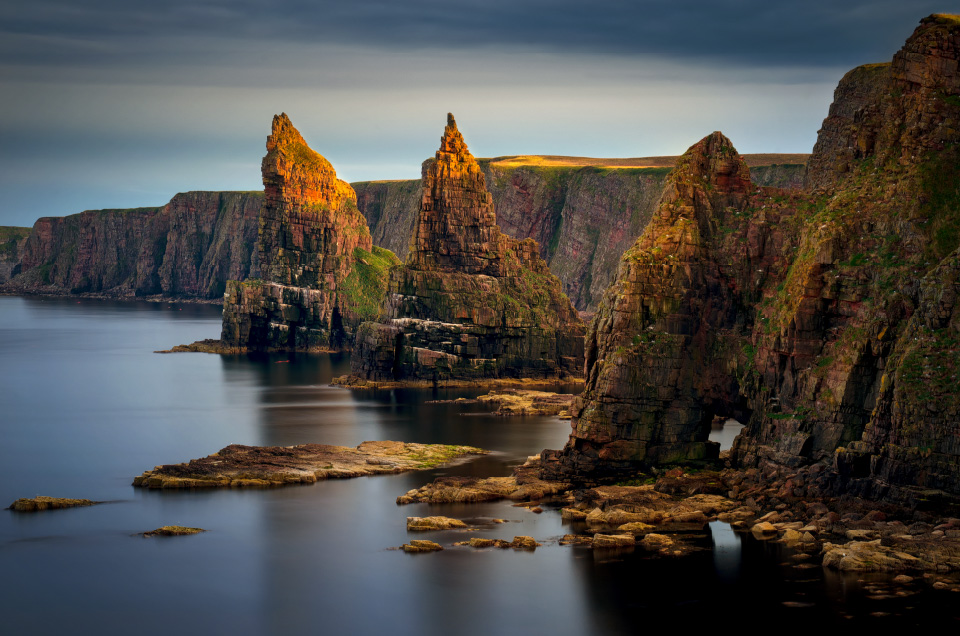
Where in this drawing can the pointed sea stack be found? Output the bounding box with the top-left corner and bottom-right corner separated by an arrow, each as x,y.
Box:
540,132 -> 756,483
221,114 -> 398,351
341,114 -> 584,386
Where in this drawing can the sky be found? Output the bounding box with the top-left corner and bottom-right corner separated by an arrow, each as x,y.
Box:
0,1 -> 950,227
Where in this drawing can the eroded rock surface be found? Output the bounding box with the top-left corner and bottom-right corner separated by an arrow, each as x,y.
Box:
540,16 -> 960,505
133,441 -> 486,489
8,496 -> 98,512
220,114 -> 399,352
343,114 -> 584,386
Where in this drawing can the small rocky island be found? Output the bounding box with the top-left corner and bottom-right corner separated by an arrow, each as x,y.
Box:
133,441 -> 487,489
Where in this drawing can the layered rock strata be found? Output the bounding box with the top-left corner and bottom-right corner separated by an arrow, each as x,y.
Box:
541,15 -> 960,505
3,192 -> 261,298
354,159 -> 807,310
343,114 -> 584,385
220,114 -> 399,351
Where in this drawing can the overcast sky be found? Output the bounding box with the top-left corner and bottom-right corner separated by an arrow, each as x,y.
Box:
0,1 -> 947,226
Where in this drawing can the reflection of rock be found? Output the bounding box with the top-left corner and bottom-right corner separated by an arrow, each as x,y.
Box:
133,441 -> 486,489
8,496 -> 98,512
343,114 -> 585,387
406,516 -> 468,531
143,526 -> 206,537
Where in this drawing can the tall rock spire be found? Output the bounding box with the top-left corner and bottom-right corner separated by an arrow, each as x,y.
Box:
342,113 -> 585,386
220,113 -> 397,351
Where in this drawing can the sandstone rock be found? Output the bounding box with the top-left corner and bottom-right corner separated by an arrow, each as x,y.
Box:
822,539 -> 923,572
133,441 -> 486,489
593,533 -> 636,548
406,516 -> 468,531
343,114 -> 585,386
5,192 -> 261,299
401,539 -> 443,553
639,533 -> 674,552
220,114 -> 399,352
511,536 -> 540,549
561,507 -> 588,521
8,496 -> 98,512
751,522 -> 779,539
475,389 -> 576,417
355,157 -> 807,311
616,522 -> 655,535
397,456 -> 570,505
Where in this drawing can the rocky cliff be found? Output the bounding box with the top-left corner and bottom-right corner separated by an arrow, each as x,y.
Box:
542,15 -> 960,506
220,114 -> 399,351
0,227 -> 30,284
3,192 -> 261,298
343,114 -> 584,385
354,160 -> 806,310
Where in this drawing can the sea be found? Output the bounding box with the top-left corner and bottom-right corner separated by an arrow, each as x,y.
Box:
1,295 -> 956,634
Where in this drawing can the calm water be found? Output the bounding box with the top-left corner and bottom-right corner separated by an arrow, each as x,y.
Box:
1,296 -> 956,634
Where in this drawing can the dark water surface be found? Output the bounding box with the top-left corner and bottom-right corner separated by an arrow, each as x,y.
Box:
1,296 -> 956,634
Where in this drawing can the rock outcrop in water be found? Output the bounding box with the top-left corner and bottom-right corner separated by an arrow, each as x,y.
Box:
219,114 -> 399,351
341,114 -> 584,386
355,158 -> 807,310
542,15 -> 960,507
2,192 -> 261,298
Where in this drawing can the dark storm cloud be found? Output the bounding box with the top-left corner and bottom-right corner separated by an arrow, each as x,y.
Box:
1,0 -> 948,70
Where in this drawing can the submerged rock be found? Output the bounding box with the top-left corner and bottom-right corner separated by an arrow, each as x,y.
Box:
8,496 -> 98,512
341,114 -> 585,387
133,441 -> 486,489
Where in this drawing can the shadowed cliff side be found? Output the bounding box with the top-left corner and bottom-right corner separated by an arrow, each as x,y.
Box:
220,114 -> 399,351
541,15 -> 960,508
0,227 -> 30,284
339,114 -> 584,387
2,192 -> 262,299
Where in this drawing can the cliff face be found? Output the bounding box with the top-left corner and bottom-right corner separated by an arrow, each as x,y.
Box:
4,192 -> 261,298
220,114 -> 398,351
354,161 -> 805,310
0,227 -> 30,284
543,15 -> 960,504
346,114 -> 585,384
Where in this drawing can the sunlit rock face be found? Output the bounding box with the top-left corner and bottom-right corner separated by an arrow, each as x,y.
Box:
543,16 -> 960,505
221,113 -> 397,351
346,114 -> 585,384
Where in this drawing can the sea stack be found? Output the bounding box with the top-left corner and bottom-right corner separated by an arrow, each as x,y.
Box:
342,114 -> 584,386
220,113 -> 398,351
542,15 -> 960,505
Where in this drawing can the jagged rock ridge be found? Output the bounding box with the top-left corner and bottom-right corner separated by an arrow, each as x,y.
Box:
221,113 -> 398,351
541,15 -> 960,505
345,114 -> 585,385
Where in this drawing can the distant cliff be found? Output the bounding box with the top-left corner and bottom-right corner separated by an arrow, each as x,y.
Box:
4,191 -> 261,299
354,159 -> 806,310
0,227 -> 30,284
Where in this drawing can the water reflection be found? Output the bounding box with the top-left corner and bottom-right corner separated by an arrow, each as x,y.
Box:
710,520 -> 741,581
